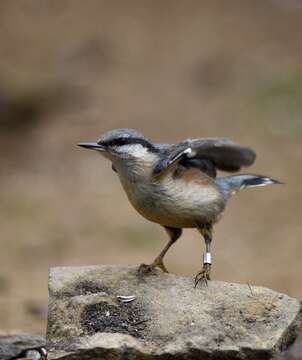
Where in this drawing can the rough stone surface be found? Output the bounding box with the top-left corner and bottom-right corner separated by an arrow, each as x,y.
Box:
274,335 -> 302,360
47,265 -> 302,360
0,334 -> 46,360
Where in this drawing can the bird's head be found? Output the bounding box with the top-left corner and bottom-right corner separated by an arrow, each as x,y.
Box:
78,128 -> 160,172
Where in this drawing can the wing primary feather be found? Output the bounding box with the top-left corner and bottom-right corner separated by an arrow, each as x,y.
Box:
153,138 -> 256,177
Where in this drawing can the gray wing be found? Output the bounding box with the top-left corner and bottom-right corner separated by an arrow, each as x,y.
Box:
153,138 -> 256,177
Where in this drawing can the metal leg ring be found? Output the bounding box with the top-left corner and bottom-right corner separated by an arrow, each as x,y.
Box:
203,252 -> 212,265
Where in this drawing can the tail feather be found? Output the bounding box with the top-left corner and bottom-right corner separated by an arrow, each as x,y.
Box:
216,174 -> 283,197
238,175 -> 282,189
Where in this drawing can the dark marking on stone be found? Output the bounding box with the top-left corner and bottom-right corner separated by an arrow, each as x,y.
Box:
54,281 -> 110,298
80,300 -> 147,338
74,281 -> 109,296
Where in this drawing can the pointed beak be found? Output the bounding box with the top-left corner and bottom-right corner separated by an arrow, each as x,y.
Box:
77,142 -> 106,151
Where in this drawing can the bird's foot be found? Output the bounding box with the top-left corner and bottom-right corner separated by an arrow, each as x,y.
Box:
138,258 -> 169,275
194,263 -> 211,287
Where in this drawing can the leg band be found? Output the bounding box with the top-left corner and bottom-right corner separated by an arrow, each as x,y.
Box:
203,252 -> 212,265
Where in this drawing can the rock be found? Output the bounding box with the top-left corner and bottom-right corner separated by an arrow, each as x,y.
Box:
47,265 -> 302,360
0,334 -> 46,360
273,335 -> 302,359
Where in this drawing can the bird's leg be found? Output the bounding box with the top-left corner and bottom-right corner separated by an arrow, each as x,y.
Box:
139,227 -> 182,274
194,224 -> 213,287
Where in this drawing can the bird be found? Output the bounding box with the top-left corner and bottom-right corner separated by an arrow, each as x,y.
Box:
78,128 -> 281,286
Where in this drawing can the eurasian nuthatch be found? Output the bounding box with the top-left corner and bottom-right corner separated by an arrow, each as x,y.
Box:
79,128 -> 281,286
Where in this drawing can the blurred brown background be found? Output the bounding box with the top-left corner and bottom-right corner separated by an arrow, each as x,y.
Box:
0,0 -> 301,335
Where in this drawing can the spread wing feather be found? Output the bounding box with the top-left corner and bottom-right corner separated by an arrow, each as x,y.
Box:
153,138 -> 256,177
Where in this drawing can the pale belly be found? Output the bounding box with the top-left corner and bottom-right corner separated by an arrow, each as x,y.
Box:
120,176 -> 225,228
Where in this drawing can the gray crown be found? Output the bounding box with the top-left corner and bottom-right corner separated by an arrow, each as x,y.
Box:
97,128 -> 146,144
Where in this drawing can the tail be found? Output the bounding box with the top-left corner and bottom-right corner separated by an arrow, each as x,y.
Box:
215,174 -> 283,197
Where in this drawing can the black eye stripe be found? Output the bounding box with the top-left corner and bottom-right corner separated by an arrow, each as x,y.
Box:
98,137 -> 159,152
98,138 -> 126,147
107,138 -> 128,146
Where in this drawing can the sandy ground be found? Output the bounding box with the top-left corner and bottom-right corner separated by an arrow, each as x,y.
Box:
0,1 -> 301,334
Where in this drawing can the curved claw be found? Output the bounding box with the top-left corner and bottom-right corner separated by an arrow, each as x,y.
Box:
138,258 -> 169,275
152,258 -> 169,273
194,264 -> 211,288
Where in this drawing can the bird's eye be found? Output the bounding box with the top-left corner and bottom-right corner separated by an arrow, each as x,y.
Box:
115,138 -> 128,146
